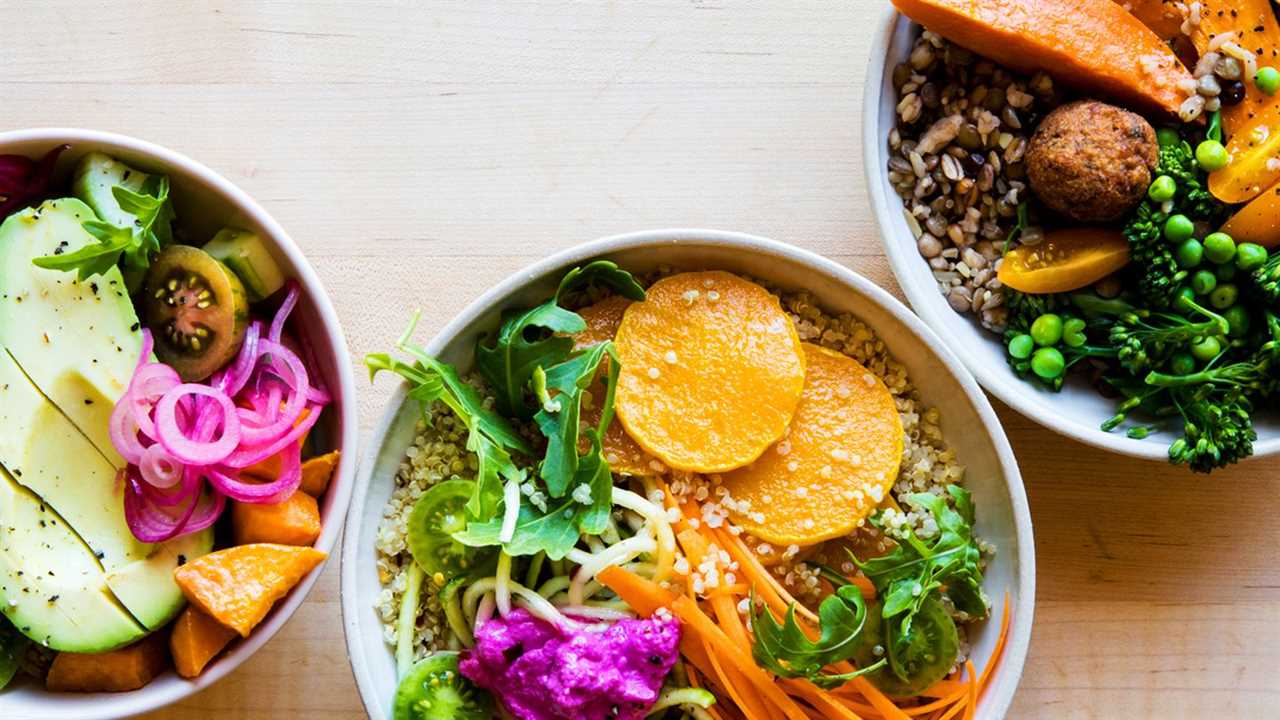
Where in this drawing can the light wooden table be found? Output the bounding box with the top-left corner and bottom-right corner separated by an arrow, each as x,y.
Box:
8,1 -> 1278,718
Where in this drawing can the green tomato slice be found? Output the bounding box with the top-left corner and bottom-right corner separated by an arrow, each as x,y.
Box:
857,597 -> 959,698
406,480 -> 494,582
393,651 -> 492,720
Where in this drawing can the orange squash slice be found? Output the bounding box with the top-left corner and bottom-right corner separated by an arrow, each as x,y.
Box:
173,543 -> 326,637
722,344 -> 903,546
170,606 -> 238,679
614,272 -> 806,473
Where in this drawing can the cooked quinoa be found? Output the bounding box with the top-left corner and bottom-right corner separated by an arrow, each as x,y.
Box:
374,283 -> 992,667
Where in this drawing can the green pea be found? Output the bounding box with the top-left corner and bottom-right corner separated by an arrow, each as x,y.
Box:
1195,140 -> 1231,172
1164,214 -> 1195,244
1256,66 -> 1280,96
1062,317 -> 1087,348
1190,269 -> 1218,295
1216,262 -> 1237,281
1190,335 -> 1222,363
1236,242 -> 1268,271
1175,238 -> 1204,268
1223,305 -> 1251,338
1147,175 -> 1177,202
1007,333 -> 1035,360
1169,352 -> 1197,376
1031,347 -> 1066,379
1210,283 -> 1239,309
1203,232 -> 1236,264
1157,128 -> 1182,148
1030,313 -> 1064,347
1174,286 -> 1198,313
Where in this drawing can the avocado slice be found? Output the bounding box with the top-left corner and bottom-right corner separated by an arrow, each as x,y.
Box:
0,465 -> 146,653
106,529 -> 213,631
71,152 -> 153,231
0,198 -> 143,469
0,335 -> 211,640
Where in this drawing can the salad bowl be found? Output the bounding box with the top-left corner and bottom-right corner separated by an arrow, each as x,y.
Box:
0,128 -> 357,720
341,228 -> 1035,719
864,7 -> 1280,465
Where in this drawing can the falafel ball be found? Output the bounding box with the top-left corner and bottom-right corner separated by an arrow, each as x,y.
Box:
1026,100 -> 1159,223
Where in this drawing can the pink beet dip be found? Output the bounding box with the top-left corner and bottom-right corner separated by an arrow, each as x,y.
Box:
459,608 -> 681,720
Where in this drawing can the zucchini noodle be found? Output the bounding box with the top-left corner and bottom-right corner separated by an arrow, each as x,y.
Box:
613,487 -> 677,583
495,552 -> 514,616
646,687 -> 717,716
601,516 -> 623,544
498,477 -> 521,543
462,577 -> 499,626
476,591 -> 497,627
537,575 -> 572,598
395,562 -> 425,678
550,604 -> 636,621
570,532 -> 656,606
524,551 -> 545,588
441,578 -> 474,648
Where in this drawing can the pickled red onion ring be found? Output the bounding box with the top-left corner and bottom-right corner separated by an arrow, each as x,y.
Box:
154,384 -> 242,465
111,280 -> 332,543
140,444 -> 183,489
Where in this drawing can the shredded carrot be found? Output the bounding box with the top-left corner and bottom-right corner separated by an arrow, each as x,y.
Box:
915,680 -> 967,699
708,583 -> 749,598
936,698 -> 967,720
843,674 -> 911,720
780,678 -> 866,720
978,591 -> 1012,692
712,527 -> 819,624
902,688 -> 969,716
701,634 -> 769,720
678,527 -> 711,565
708,592 -> 751,652
963,661 -> 977,720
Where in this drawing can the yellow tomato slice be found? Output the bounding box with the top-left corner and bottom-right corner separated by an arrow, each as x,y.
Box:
996,227 -> 1130,294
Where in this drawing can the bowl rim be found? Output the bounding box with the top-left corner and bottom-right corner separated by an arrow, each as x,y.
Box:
862,9 -> 1280,463
340,227 -> 1036,720
0,128 -> 358,720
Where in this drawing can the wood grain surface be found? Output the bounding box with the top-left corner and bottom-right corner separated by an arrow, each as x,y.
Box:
4,1 -> 1277,718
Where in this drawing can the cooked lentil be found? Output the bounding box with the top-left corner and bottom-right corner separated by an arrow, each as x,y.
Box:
887,30 -> 1064,332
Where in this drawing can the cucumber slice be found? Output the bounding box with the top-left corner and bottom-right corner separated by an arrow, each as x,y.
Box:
72,151 -> 152,229
203,228 -> 286,301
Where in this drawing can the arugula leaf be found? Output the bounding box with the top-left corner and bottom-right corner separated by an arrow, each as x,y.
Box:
453,428 -> 614,559
533,341 -> 616,498
751,582 -> 880,686
31,174 -> 175,280
476,260 -> 644,418
854,485 -> 988,682
366,312 -> 532,520
475,304 -> 582,418
555,260 -> 646,303
32,221 -> 135,280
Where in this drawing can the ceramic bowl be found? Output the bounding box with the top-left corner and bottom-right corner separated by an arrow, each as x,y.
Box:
341,228 -> 1035,719
863,9 -> 1280,461
0,128 -> 358,720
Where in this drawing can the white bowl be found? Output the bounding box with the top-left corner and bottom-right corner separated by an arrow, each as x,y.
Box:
864,9 -> 1280,462
341,229 -> 1036,720
0,129 -> 358,720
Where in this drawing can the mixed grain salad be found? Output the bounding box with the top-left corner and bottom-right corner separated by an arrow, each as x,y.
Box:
369,263 -> 1010,720
0,148 -> 340,693
887,0 -> 1280,471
